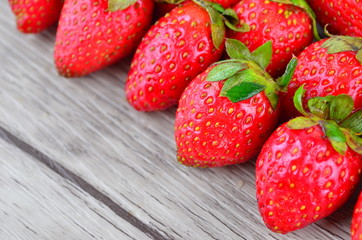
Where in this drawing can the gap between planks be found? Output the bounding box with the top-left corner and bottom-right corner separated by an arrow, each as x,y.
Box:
0,125 -> 168,240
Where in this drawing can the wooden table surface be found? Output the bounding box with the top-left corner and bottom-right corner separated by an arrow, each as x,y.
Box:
1,1 -> 360,239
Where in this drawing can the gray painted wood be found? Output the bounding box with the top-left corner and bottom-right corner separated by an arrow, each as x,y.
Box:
0,1 -> 355,239
0,138 -> 151,240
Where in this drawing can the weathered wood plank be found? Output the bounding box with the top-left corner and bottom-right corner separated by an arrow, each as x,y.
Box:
0,125 -> 168,240
0,1 -> 355,239
0,138 -> 152,240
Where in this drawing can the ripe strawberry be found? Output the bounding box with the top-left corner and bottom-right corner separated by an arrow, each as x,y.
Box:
54,0 -> 154,77
307,0 -> 362,37
227,0 -> 318,78
8,0 -> 64,33
352,192 -> 362,240
281,36 -> 362,121
174,39 -> 297,167
256,88 -> 362,233
125,0 -> 248,111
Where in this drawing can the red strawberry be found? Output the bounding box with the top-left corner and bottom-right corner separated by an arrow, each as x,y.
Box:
54,0 -> 154,77
307,0 -> 362,37
281,36 -> 362,121
227,0 -> 318,78
125,0 -> 247,111
352,192 -> 362,240
256,88 -> 362,233
8,0 -> 64,33
174,39 -> 296,167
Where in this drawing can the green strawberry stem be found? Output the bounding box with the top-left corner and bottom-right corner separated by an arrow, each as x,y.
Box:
270,0 -> 320,40
288,86 -> 362,155
321,35 -> 362,64
108,0 -> 137,11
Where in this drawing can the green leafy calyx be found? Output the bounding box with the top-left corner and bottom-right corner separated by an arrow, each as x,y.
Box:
108,0 -> 137,11
293,86 -> 355,123
221,81 -> 266,103
340,110 -> 362,134
289,86 -> 362,155
270,0 -> 320,40
342,130 -> 362,154
320,120 -> 348,155
287,116 -> 318,129
225,38 -> 273,70
277,56 -> 298,90
193,0 -> 249,49
207,39 -> 278,108
321,35 -> 362,64
225,38 -> 252,60
153,0 -> 184,3
207,62 -> 246,82
292,85 -> 308,116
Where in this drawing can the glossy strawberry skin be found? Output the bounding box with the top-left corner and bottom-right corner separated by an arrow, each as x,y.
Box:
256,123 -> 362,234
54,0 -> 154,77
352,192 -> 362,240
227,0 -> 313,78
308,0 -> 362,37
281,39 -> 362,121
175,67 -> 280,167
8,0 -> 63,33
126,2 -> 224,111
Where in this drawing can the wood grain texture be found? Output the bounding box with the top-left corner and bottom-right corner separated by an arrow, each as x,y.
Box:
0,138 -> 152,240
0,1 -> 357,239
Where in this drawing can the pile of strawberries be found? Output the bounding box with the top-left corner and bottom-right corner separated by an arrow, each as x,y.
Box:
8,0 -> 362,237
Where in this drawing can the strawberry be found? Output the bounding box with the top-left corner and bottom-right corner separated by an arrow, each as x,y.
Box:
352,192 -> 362,240
8,0 -> 64,33
125,0 -> 248,111
174,39 -> 297,167
281,36 -> 362,121
307,0 -> 362,37
256,88 -> 362,234
54,0 -> 154,77
227,0 -> 319,78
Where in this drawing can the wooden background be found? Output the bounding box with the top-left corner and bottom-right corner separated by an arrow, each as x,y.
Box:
0,1 -> 360,239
